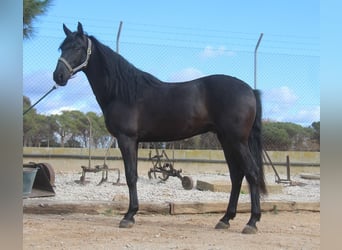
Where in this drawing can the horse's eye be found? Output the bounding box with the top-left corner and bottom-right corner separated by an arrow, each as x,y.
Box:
69,42 -> 80,50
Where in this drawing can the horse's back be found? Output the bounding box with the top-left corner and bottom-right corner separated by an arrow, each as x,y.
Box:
201,74 -> 253,95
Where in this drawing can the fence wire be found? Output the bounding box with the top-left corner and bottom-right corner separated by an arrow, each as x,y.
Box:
23,28 -> 319,150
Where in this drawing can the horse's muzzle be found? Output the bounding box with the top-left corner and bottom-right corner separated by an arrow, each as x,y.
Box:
53,65 -> 70,86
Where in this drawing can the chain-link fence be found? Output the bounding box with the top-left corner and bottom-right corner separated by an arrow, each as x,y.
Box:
23,25 -> 319,151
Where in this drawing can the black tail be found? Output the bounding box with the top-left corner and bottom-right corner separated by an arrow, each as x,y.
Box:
249,90 -> 267,195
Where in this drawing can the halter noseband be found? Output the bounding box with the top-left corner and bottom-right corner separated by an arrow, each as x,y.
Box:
58,38 -> 92,75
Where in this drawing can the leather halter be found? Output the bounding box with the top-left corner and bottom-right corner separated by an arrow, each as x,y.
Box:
58,38 -> 92,75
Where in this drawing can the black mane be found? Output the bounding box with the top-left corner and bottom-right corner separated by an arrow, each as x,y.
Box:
88,36 -> 163,104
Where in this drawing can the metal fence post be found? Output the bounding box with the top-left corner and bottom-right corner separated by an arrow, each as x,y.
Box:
116,21 -> 123,53
254,33 -> 263,89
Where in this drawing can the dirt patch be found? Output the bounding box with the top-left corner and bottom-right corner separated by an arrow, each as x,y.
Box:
23,211 -> 319,249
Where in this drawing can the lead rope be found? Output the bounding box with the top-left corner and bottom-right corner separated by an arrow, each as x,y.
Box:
23,84 -> 58,115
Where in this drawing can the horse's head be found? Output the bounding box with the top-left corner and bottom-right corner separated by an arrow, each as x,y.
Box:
53,22 -> 92,86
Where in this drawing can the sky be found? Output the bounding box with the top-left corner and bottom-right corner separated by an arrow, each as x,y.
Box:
23,0 -> 319,126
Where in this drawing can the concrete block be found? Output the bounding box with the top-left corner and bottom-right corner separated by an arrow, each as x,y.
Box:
196,180 -> 283,194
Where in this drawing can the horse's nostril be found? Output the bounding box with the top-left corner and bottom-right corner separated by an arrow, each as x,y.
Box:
59,73 -> 64,81
56,72 -> 64,83
53,70 -> 66,85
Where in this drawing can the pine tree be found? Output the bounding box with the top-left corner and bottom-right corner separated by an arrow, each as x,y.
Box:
23,0 -> 52,39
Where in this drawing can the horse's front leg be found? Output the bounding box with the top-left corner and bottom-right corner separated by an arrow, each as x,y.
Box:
117,135 -> 138,228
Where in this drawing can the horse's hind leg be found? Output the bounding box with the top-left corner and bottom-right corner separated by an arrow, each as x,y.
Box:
237,143 -> 262,234
216,141 -> 261,234
243,166 -> 261,234
215,151 -> 244,229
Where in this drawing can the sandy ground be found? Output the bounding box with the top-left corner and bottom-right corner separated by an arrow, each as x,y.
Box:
23,211 -> 319,250
23,158 -> 320,249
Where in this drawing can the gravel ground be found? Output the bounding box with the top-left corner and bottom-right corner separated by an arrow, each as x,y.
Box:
39,171 -> 320,203
24,171 -> 320,250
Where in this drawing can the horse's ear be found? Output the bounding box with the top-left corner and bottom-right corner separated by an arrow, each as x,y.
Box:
63,24 -> 72,36
77,22 -> 84,35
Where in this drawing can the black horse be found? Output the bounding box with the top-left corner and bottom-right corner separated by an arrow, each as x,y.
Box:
53,22 -> 267,234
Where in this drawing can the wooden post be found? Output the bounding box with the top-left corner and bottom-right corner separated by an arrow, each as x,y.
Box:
286,155 -> 291,182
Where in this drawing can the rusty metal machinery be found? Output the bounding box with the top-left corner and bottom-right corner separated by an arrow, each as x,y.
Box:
148,146 -> 193,190
76,136 -> 121,186
79,164 -> 121,186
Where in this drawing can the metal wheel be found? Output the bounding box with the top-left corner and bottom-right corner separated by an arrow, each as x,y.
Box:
181,176 -> 193,190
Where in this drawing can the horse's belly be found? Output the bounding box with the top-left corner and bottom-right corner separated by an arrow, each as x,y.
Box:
138,115 -> 212,142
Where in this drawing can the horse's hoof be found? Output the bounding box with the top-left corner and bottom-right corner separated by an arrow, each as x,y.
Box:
119,219 -> 135,228
242,225 -> 258,234
215,221 -> 230,229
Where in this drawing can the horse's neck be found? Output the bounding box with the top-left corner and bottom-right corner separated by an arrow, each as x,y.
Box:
83,53 -> 111,112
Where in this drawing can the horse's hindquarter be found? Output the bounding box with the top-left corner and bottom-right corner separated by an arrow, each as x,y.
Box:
204,75 -> 256,138
205,75 -> 255,113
